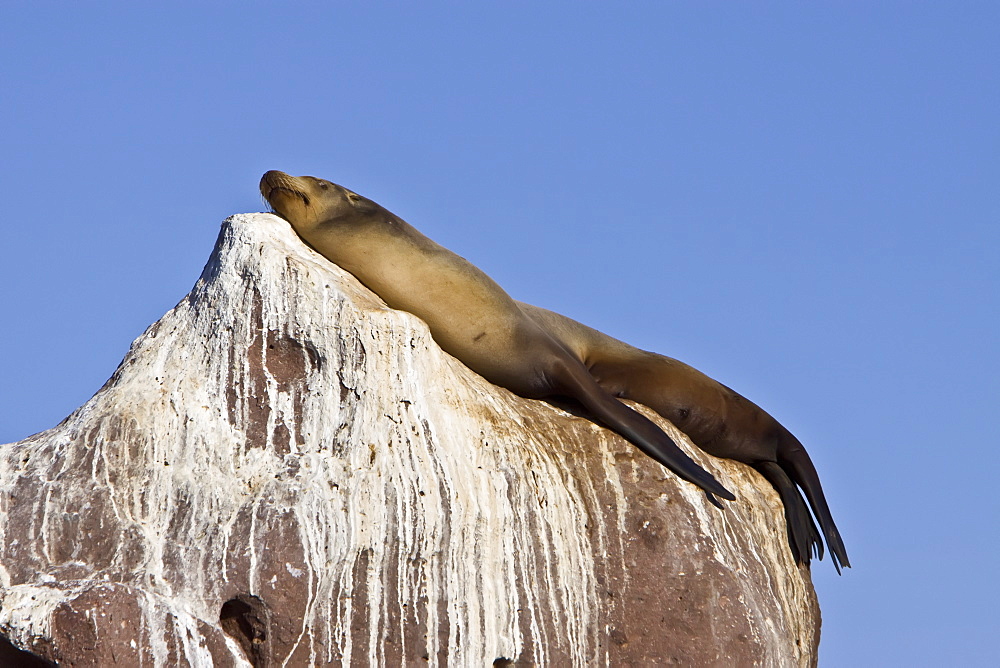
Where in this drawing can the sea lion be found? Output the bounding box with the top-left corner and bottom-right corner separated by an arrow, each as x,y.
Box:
518,303 -> 849,572
259,170 -> 735,505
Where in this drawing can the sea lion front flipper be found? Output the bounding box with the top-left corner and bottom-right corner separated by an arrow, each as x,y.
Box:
550,356 -> 735,502
705,491 -> 725,510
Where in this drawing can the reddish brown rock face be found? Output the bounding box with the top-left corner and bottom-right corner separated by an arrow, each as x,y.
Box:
0,214 -> 819,666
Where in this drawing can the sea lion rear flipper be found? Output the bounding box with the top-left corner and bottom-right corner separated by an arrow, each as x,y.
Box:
551,357 -> 735,502
777,435 -> 851,573
755,461 -> 823,566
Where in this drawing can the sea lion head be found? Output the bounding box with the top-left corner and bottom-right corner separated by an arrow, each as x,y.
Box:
259,170 -> 378,232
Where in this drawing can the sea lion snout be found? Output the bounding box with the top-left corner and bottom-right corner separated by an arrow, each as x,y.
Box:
261,170 -> 316,219
259,170 -> 297,199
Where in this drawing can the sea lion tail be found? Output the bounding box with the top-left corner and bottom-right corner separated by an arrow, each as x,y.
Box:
755,461 -> 823,566
778,433 -> 851,573
551,358 -> 736,502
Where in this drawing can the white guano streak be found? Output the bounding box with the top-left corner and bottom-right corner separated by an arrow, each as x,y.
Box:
0,214 -> 602,665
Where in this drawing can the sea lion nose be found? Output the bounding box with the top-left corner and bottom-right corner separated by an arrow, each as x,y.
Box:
260,170 -> 287,196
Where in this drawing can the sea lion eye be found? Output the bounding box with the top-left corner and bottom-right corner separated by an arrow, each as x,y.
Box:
346,192 -> 361,203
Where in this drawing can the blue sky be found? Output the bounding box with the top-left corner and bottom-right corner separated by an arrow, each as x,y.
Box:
2,3 -> 997,664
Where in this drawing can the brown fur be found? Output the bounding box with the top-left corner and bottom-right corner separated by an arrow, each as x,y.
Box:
259,171 -> 734,504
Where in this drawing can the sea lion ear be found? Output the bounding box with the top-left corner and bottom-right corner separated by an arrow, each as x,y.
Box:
348,193 -> 380,214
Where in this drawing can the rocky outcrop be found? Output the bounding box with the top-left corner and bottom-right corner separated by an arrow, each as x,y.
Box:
0,213 -> 820,666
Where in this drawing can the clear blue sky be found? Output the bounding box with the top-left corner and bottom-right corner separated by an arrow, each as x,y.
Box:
2,3 -> 997,664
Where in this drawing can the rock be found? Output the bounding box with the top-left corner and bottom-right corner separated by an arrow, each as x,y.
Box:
0,213 -> 820,666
